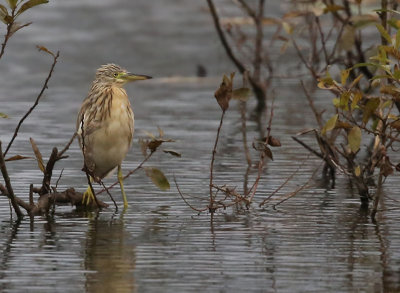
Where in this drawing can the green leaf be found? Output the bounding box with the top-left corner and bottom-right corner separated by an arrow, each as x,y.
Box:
338,25 -> 355,51
394,68 -> 400,80
351,91 -> 362,110
332,97 -> 340,107
362,98 -> 380,124
339,91 -> 350,110
323,4 -> 344,14
396,29 -> 400,50
0,112 -> 9,118
0,4 -> 10,24
348,126 -> 361,153
0,4 -> 8,15
16,0 -> 48,16
321,114 -> 338,135
349,74 -> 363,89
6,0 -> 17,9
163,149 -> 181,157
232,88 -> 251,101
145,167 -> 170,191
376,23 -> 392,45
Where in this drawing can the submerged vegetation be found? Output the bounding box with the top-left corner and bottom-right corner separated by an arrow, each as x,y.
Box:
0,0 -> 400,222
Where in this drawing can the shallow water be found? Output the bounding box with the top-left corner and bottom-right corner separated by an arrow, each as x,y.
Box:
0,1 -> 399,292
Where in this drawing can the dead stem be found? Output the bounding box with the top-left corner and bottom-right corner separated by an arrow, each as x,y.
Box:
209,110 -> 225,211
272,163 -> 322,208
0,141 -> 23,219
96,150 -> 155,195
174,176 -> 208,213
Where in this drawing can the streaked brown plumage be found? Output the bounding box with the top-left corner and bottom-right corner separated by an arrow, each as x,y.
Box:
77,64 -> 151,207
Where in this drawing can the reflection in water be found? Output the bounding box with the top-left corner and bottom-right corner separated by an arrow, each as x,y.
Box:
84,213 -> 136,293
0,219 -> 21,292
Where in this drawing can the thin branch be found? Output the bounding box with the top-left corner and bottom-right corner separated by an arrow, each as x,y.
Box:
96,150 -> 155,195
0,141 -> 23,218
4,51 -> 60,156
0,6 -> 16,60
174,176 -> 208,213
273,164 -> 321,208
253,0 -> 264,81
39,147 -> 58,195
236,0 -> 256,18
58,132 -> 77,158
206,0 -> 267,111
292,136 -> 324,159
100,181 -> 118,211
301,80 -> 323,128
315,17 -> 329,65
206,0 -> 246,73
209,110 -> 225,211
259,156 -> 309,207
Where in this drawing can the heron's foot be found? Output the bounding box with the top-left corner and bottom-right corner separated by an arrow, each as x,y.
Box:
82,186 -> 96,206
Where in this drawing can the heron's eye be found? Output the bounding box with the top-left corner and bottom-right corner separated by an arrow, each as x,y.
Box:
113,73 -> 118,78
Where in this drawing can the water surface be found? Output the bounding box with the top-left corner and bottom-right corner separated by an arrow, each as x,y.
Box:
0,1 -> 399,292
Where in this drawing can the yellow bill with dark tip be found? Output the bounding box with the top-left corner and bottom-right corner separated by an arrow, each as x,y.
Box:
123,72 -> 152,81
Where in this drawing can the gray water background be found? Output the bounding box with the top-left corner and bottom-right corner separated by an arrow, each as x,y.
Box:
0,1 -> 399,292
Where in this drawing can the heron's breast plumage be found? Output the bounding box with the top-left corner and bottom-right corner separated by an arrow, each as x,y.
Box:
78,86 -> 134,179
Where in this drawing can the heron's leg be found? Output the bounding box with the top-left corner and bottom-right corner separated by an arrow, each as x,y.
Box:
118,165 -> 128,208
82,177 -> 96,205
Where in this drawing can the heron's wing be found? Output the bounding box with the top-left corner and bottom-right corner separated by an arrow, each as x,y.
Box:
76,97 -> 104,145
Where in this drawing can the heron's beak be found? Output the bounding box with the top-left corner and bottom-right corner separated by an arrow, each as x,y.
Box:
123,72 -> 152,82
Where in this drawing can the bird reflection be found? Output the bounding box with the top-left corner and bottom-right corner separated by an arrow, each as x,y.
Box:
84,213 -> 136,293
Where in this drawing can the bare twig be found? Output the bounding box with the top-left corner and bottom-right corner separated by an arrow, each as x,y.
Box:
39,147 -> 58,195
100,181 -> 118,211
4,51 -> 60,156
315,17 -> 329,66
247,96 -> 274,204
0,6 -> 16,60
58,132 -> 77,158
253,0 -> 265,82
0,141 -> 23,218
273,164 -> 321,208
292,136 -> 324,159
209,110 -> 225,212
236,0 -> 256,18
206,0 -> 246,73
301,80 -> 323,128
97,150 -> 155,195
174,176 -> 208,213
206,0 -> 267,111
259,156 -> 309,207
55,168 -> 64,189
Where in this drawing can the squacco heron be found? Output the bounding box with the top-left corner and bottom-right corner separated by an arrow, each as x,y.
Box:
77,64 -> 151,208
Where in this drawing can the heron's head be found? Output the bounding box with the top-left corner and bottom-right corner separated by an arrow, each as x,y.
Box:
94,63 -> 151,87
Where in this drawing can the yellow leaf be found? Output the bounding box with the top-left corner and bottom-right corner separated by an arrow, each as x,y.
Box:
376,23 -> 392,45
30,138 -> 45,173
338,25 -> 355,51
321,114 -> 338,135
282,22 -> 293,35
232,88 -> 251,101
348,126 -> 361,153
362,98 -> 380,124
351,91 -> 363,110
341,69 -> 350,85
349,74 -> 364,89
354,165 -> 361,177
